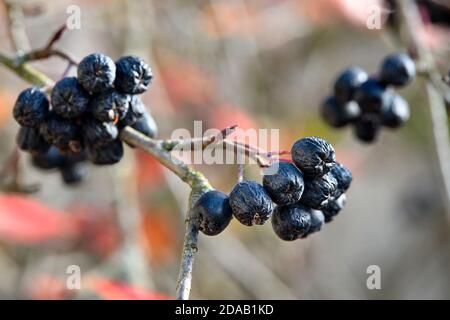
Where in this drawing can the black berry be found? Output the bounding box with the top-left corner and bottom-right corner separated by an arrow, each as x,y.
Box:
13,87 -> 49,128
90,90 -> 131,122
190,190 -> 233,236
229,180 -> 274,226
262,161 -> 304,206
291,137 -> 336,178
51,77 -> 90,119
130,110 -> 158,138
114,56 -> 152,94
31,146 -> 66,170
60,163 -> 88,185
271,203 -> 312,241
321,96 -> 360,128
354,115 -> 380,143
300,172 -> 338,210
39,113 -> 82,153
119,95 -> 146,127
87,139 -> 124,165
330,162 -> 352,195
322,194 -> 347,223
334,67 -> 368,103
354,79 -> 390,114
306,210 -> 325,236
16,126 -> 50,154
82,117 -> 118,148
379,53 -> 416,87
381,94 -> 410,128
77,53 -> 116,94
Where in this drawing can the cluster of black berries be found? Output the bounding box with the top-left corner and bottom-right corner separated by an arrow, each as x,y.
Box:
190,137 -> 352,241
13,53 -> 157,185
321,53 -> 416,143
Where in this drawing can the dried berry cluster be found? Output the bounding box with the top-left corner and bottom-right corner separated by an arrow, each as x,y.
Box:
190,137 -> 352,241
13,53 -> 157,184
321,53 -> 416,143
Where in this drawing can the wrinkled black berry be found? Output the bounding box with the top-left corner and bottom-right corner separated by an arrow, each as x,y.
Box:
271,203 -> 312,241
77,53 -> 116,94
354,79 -> 390,114
90,90 -> 131,122
39,113 -> 82,153
87,139 -> 124,165
13,87 -> 49,128
31,146 -> 66,170
300,172 -> 338,210
51,77 -> 90,119
381,94 -> 410,128
60,163 -> 88,185
321,96 -> 360,128
262,161 -> 304,206
304,210 -> 325,237
115,56 -> 152,94
322,194 -> 347,223
354,115 -> 380,143
379,53 -> 416,87
16,126 -> 50,154
330,162 -> 352,196
190,190 -> 233,236
130,110 -> 158,138
291,137 -> 336,178
229,180 -> 274,226
334,67 -> 368,103
82,117 -> 118,148
119,95 -> 146,127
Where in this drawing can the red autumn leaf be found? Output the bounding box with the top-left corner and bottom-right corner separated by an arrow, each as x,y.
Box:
0,195 -> 79,245
84,277 -> 171,300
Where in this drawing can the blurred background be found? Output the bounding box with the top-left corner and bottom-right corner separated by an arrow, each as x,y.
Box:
0,0 -> 450,299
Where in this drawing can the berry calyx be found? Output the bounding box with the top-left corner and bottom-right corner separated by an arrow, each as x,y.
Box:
291,137 -> 336,178
114,56 -> 152,94
51,77 -> 90,119
300,172 -> 338,210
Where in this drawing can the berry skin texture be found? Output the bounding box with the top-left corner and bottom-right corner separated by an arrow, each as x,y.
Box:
119,95 -> 146,127
322,194 -> 347,223
51,77 -> 90,119
381,94 -> 410,128
39,113 -> 82,153
262,161 -> 304,206
334,67 -> 368,103
271,203 -> 312,241
354,79 -> 391,114
13,87 -> 49,128
300,172 -> 338,210
321,96 -> 360,128
229,180 -> 274,226
77,53 -> 116,94
82,118 -> 118,148
87,139 -> 124,165
114,56 -> 152,94
379,53 -> 416,87
190,190 -> 233,236
291,136 -> 336,178
305,210 -> 325,236
91,90 -> 131,122
330,162 -> 352,196
16,127 -> 50,154
60,163 -> 88,185
354,115 -> 380,143
130,110 -> 158,138
31,147 -> 66,170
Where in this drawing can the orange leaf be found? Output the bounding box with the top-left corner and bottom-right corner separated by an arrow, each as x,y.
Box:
0,195 -> 79,245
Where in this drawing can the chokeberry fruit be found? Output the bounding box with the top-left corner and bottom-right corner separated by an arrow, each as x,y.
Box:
262,161 -> 304,206
90,90 -> 131,122
190,190 -> 233,236
77,53 -> 116,94
330,162 -> 352,196
321,96 -> 360,128
82,117 -> 118,148
51,77 -> 90,119
322,193 -> 347,223
354,115 -> 380,143
334,67 -> 368,103
229,180 -> 274,226
130,110 -> 158,138
354,79 -> 390,114
60,163 -> 88,185
87,139 -> 124,165
271,203 -> 312,241
381,93 -> 410,128
13,87 -> 49,128
114,56 -> 152,94
31,146 -> 66,170
379,53 -> 416,87
306,210 -> 325,236
119,95 -> 146,127
291,137 -> 336,178
16,126 -> 50,154
39,113 -> 82,153
300,172 -> 338,210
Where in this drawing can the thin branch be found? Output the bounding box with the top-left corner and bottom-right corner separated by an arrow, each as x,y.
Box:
3,0 -> 30,52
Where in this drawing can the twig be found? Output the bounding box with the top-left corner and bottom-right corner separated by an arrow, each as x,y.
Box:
3,0 -> 30,52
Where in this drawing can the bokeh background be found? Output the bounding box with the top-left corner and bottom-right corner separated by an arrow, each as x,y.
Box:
0,0 -> 450,299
